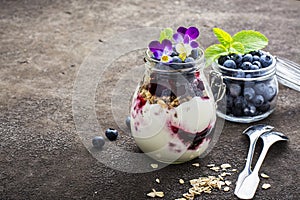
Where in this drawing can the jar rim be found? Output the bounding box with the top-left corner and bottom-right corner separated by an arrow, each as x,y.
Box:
144,47 -> 205,71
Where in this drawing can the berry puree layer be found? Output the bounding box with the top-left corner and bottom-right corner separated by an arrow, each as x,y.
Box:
130,80 -> 216,164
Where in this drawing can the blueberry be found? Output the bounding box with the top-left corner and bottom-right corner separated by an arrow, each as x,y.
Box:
226,95 -> 234,107
252,55 -> 260,62
244,81 -> 255,88
92,136 -> 105,149
242,54 -> 253,63
253,95 -> 264,107
240,62 -> 252,70
245,74 -> 252,78
185,57 -> 195,63
234,70 -> 246,78
229,83 -> 241,97
258,102 -> 271,112
243,107 -> 251,116
105,128 -> 118,141
243,104 -> 257,116
191,49 -> 199,59
218,55 -> 230,65
253,82 -> 267,95
234,96 -> 247,109
125,116 -> 131,129
250,65 -> 260,70
249,105 -> 257,116
260,54 -> 273,67
231,54 -> 243,66
161,88 -> 171,96
172,56 -> 182,63
263,85 -> 277,101
223,60 -> 237,69
243,87 -> 255,101
252,61 -> 262,68
171,51 -> 179,57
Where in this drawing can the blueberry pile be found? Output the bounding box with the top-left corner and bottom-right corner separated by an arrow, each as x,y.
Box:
152,49 -> 199,70
219,50 -> 273,71
217,51 -> 278,118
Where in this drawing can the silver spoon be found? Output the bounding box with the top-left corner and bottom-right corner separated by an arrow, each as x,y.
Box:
234,124 -> 274,194
235,131 -> 288,199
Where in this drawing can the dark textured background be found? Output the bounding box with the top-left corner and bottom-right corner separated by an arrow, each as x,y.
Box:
1,0 -> 299,199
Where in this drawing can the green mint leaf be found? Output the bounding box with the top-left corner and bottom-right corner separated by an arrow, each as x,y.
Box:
229,41 -> 245,54
204,44 -> 228,66
232,30 -> 268,53
159,28 -> 173,42
213,28 -> 233,48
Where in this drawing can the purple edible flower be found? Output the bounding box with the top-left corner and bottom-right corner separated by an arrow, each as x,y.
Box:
148,39 -> 172,62
173,26 -> 200,60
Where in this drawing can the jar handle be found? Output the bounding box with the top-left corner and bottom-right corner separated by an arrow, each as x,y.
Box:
209,71 -> 226,104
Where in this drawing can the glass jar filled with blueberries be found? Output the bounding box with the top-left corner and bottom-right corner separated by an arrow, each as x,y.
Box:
212,50 -> 278,123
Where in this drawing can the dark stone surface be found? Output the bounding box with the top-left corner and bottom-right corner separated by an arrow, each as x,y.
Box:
1,0 -> 299,199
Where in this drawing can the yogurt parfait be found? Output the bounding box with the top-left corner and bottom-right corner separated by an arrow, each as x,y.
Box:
130,27 -> 224,163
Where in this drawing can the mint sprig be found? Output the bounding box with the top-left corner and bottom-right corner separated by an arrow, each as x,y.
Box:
159,28 -> 173,42
205,28 -> 268,66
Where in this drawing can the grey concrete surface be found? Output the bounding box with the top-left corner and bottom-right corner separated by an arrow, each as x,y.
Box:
1,0 -> 300,199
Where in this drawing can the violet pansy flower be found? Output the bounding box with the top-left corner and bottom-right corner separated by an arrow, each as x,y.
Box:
173,26 -> 200,61
148,39 -> 173,63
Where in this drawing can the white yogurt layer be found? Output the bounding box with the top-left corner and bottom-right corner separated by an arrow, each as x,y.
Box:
130,95 -> 216,163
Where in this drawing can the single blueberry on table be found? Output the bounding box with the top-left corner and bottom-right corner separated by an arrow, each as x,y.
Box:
223,60 -> 237,69
229,83 -> 241,97
244,87 -> 255,101
260,54 -> 273,67
92,136 -> 105,149
241,62 -> 252,70
242,54 -> 253,63
105,128 -> 119,141
252,61 -> 262,68
253,95 -> 265,107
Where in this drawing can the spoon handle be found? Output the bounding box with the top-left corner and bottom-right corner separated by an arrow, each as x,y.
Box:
234,137 -> 257,194
235,143 -> 272,199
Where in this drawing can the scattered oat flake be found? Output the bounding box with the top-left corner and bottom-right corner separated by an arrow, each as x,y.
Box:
147,189 -> 164,198
150,164 -> 158,169
231,169 -> 238,172
262,183 -> 271,190
225,180 -> 231,186
155,178 -> 160,183
261,173 -> 270,178
192,163 -> 200,167
207,164 -> 215,167
221,163 -> 231,169
210,166 -> 220,171
179,179 -> 185,184
223,186 -> 230,192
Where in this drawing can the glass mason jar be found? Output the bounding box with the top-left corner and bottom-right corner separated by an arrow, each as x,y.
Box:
130,48 -> 225,164
212,53 -> 278,123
